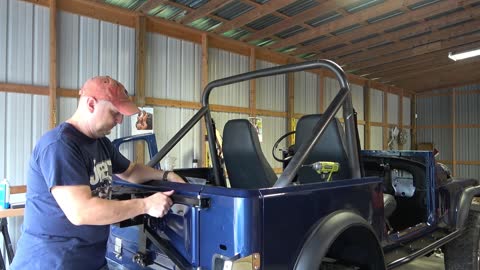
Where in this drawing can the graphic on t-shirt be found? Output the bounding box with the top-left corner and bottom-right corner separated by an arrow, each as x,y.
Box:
90,159 -> 113,199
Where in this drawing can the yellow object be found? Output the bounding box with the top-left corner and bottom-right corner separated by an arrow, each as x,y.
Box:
310,161 -> 340,182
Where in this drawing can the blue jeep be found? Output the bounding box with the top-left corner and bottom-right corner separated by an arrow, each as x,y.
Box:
107,60 -> 480,270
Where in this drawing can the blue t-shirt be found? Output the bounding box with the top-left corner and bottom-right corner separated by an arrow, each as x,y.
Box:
11,122 -> 130,270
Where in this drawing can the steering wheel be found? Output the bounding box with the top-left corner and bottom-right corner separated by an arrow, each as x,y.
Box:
272,131 -> 296,162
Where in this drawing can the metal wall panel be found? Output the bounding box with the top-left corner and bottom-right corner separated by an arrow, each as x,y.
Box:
416,128 -> 453,160
294,71 -> 318,114
387,93 -> 399,125
255,60 -> 286,112
403,96 -> 411,126
324,77 -> 342,118
456,165 -> 480,180
153,107 -> 201,169
416,95 -> 451,126
456,92 -> 480,125
358,124 -> 364,149
208,48 -> 249,107
369,126 -> 383,150
57,12 -> 136,147
260,116 -> 287,169
7,0 -> 34,84
351,83 -> 364,120
0,0 -> 7,81
145,33 -> 201,101
58,11 -> 80,89
370,89 -> 383,122
456,128 -> 480,162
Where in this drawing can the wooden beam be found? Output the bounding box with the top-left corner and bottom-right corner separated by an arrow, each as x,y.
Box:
135,15 -> 147,165
411,95 -> 416,149
452,89 -> 456,176
383,88 -> 388,150
136,0 -> 168,14
49,0 -> 57,129
298,0 -> 478,57
297,1 -> 471,57
244,0 -> 352,42
340,19 -> 480,66
364,81 -> 371,149
213,0 -> 297,34
179,0 -> 232,25
269,0 -> 425,50
249,48 -> 256,116
256,109 -> 287,118
0,83 -> 49,95
346,31 -> 480,72
201,34 -> 208,167
145,97 -> 201,110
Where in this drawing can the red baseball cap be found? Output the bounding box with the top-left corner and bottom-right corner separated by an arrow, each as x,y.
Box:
79,76 -> 140,116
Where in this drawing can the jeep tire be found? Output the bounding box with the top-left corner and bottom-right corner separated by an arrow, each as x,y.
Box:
444,203 -> 480,270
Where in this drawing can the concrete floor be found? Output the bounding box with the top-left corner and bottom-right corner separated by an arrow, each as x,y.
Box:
396,254 -> 444,270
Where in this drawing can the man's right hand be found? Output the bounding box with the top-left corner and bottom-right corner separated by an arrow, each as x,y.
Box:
144,190 -> 174,218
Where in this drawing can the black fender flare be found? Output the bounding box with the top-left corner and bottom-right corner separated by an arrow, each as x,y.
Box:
456,184 -> 480,230
293,210 -> 385,270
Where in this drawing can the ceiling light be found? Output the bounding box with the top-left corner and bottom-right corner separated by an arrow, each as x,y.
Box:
448,48 -> 480,61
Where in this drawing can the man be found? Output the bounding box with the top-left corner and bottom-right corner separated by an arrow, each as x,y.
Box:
11,76 -> 184,270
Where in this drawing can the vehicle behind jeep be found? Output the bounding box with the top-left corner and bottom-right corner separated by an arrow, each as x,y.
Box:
107,60 -> 480,270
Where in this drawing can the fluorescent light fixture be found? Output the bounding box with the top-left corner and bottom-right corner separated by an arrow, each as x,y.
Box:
448,48 -> 480,61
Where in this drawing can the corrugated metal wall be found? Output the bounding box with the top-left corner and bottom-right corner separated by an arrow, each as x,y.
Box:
294,71 -> 318,114
256,60 -> 286,112
416,94 -> 453,160
416,84 -> 480,179
454,84 -> 480,178
324,77 -> 342,118
145,33 -> 201,101
403,96 -> 412,149
369,88 -> 384,150
208,48 -> 249,107
153,107 -> 201,169
0,0 -> 51,260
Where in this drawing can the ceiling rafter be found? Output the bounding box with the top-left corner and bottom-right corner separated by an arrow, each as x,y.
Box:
136,0 -> 168,13
269,0 -> 429,50
338,19 -> 480,65
213,0 -> 298,34
179,0 -> 234,25
345,32 -> 480,71
321,7 -> 480,60
243,0 -> 352,42
293,0 -> 474,56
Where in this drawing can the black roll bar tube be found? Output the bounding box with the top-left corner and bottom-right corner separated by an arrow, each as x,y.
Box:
147,106 -> 208,168
201,59 -> 360,188
148,60 -> 360,188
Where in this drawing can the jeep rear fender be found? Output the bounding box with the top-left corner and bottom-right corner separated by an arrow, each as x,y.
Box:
293,210 -> 385,270
455,184 -> 480,230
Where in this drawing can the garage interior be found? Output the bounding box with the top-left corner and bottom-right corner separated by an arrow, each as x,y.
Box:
0,0 -> 480,269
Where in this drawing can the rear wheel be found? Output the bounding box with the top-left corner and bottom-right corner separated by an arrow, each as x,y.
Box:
444,203 -> 480,270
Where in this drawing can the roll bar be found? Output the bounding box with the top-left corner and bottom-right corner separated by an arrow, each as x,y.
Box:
147,60 -> 361,187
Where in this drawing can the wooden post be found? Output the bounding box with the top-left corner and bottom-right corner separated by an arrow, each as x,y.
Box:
452,89 -> 456,176
399,89 -> 403,150
135,16 -> 146,164
364,81 -> 371,150
383,88 -> 389,150
49,0 -> 57,129
411,95 -> 416,149
249,47 -> 256,116
201,33 -> 209,167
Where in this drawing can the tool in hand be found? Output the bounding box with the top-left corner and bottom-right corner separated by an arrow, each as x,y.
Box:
303,161 -> 340,182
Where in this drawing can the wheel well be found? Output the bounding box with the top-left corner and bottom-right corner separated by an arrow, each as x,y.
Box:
326,225 -> 385,268
293,211 -> 385,270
